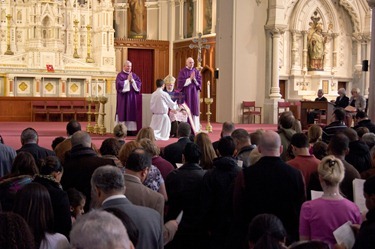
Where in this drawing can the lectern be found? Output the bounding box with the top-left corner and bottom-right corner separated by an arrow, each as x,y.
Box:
300,101 -> 335,129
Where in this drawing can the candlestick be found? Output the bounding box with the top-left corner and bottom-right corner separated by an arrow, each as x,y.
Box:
96,81 -> 99,96
207,81 -> 210,98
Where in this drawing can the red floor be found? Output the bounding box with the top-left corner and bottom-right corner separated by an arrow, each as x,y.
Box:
0,121 -> 277,151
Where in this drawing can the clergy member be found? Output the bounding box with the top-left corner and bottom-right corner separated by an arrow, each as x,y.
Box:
116,60 -> 142,135
177,57 -> 201,133
164,75 -> 188,137
150,79 -> 179,141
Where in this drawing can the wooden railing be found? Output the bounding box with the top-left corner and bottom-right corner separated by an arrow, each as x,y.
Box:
0,97 -> 91,122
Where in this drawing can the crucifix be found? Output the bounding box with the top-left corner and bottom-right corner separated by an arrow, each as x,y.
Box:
189,32 -> 210,70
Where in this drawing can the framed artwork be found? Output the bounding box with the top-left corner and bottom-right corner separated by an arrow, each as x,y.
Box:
322,80 -> 329,94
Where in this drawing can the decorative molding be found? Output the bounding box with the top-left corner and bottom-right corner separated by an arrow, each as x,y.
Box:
114,38 -> 169,50
339,0 -> 360,32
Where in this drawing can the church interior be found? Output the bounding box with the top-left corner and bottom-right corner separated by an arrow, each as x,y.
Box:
0,0 -> 374,131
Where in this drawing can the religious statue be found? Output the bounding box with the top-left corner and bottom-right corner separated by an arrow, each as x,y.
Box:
203,0 -> 212,35
128,0 -> 146,38
307,12 -> 328,71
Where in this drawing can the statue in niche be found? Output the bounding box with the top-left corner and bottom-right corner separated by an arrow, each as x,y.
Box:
185,0 -> 194,38
307,12 -> 332,71
203,0 -> 212,34
128,0 -> 146,38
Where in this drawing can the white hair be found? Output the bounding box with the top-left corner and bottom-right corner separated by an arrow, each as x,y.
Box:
70,210 -> 131,249
338,88 -> 346,95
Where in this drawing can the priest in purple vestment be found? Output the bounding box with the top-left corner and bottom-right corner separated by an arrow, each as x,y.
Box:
116,60 -> 142,134
177,57 -> 201,133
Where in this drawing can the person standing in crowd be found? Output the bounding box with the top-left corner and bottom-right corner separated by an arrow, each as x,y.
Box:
150,79 -> 179,141
17,127 -> 55,163
116,60 -> 142,136
299,156 -> 361,248
177,57 -> 202,133
231,131 -> 305,248
0,137 -> 16,178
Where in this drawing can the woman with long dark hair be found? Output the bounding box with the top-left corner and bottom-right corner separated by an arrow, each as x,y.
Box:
13,182 -> 70,249
33,156 -> 72,238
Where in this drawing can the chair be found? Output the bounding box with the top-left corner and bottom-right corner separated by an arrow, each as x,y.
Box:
32,101 -> 46,121
72,100 -> 87,121
45,101 -> 60,121
277,101 -> 291,116
59,101 -> 74,122
242,101 -> 262,124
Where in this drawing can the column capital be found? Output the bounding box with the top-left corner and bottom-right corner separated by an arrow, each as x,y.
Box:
367,0 -> 375,9
352,32 -> 371,43
290,29 -> 301,35
145,1 -> 158,8
265,24 -> 287,35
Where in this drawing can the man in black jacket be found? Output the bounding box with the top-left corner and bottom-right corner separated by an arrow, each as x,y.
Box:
61,131 -> 116,211
162,122 -> 192,168
354,111 -> 375,133
17,127 -> 55,163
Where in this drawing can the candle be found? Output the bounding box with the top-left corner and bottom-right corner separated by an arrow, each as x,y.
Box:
75,0 -> 78,16
207,81 -> 210,98
87,0 -> 89,12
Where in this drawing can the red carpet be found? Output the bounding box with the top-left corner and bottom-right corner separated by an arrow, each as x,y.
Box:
0,122 -> 277,151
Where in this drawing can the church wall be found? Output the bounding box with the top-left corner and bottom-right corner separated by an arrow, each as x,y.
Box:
232,0 -> 268,123
216,0 -> 269,123
215,0 -> 234,123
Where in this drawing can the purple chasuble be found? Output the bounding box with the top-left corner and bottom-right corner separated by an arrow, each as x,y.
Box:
177,67 -> 202,116
115,71 -> 142,122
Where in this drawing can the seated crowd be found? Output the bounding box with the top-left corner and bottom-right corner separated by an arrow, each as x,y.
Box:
0,115 -> 375,249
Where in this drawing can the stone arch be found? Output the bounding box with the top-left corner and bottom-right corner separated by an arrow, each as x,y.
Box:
285,0 -> 362,33
289,0 -> 339,33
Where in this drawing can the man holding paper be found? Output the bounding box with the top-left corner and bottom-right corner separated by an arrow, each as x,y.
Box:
116,60 -> 142,135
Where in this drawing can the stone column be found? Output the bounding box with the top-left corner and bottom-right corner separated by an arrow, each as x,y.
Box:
332,33 -> 338,69
178,0 -> 184,39
290,30 -> 301,74
85,78 -> 90,97
60,78 -> 67,97
367,0 -> 375,121
211,0 -> 217,34
363,35 -> 371,97
169,0 -> 176,72
35,78 -> 41,97
269,27 -> 285,99
353,33 -> 363,71
302,31 -> 308,72
193,0 -> 201,36
7,76 -> 14,96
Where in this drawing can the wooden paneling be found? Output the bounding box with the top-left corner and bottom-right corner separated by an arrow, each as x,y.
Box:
114,39 -> 169,92
0,97 -> 86,122
173,36 -> 216,122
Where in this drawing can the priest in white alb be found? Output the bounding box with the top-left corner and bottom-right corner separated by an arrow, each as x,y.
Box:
150,79 -> 179,140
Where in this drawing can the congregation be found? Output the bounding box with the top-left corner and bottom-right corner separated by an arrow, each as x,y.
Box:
0,112 -> 375,249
